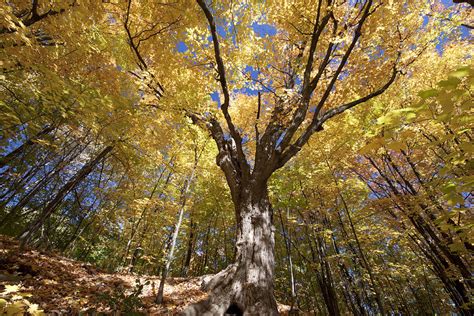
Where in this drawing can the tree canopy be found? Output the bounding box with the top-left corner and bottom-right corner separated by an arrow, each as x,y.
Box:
0,0 -> 473,314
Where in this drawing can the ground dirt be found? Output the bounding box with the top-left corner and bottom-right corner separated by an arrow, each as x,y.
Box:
0,235 -> 291,315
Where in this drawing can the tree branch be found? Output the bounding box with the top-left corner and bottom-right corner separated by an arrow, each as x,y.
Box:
278,63 -> 399,169
311,0 -> 373,120
271,2 -> 374,169
0,1 -> 75,35
319,66 -> 399,125
196,0 -> 230,110
124,0 -> 165,98
302,0 -> 326,97
185,110 -> 242,204
276,12 -> 338,153
254,2 -> 332,174
196,0 -> 250,178
453,0 -> 474,6
275,0 -> 412,169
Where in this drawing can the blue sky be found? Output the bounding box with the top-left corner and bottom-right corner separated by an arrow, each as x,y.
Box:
176,0 -> 471,104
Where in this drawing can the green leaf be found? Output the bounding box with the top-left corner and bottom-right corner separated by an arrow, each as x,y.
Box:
418,89 -> 438,99
449,67 -> 470,79
438,76 -> 461,89
448,242 -> 466,253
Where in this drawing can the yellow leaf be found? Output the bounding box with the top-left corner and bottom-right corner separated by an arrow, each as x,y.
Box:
386,141 -> 406,151
359,138 -> 384,155
28,303 -> 45,316
3,285 -> 20,295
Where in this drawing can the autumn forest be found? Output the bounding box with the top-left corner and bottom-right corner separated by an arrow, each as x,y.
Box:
0,0 -> 473,315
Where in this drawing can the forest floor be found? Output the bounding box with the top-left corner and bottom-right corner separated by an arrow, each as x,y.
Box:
0,235 -> 291,315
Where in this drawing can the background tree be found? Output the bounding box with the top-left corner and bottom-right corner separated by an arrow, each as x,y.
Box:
157,1 -> 460,314
0,0 -> 471,315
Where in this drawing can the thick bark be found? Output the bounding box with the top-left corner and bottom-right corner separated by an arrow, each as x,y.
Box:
183,1 -> 398,313
183,187 -> 278,315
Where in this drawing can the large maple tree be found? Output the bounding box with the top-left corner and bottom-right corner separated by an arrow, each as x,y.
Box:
1,0 -> 472,314
119,0 -> 457,313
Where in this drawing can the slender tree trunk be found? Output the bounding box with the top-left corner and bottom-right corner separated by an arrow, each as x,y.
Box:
122,169 -> 171,267
61,197 -> 102,253
327,159 -> 386,315
332,237 -> 366,316
356,166 -> 473,314
63,215 -> 95,253
156,160 -> 198,304
278,207 -> 298,311
339,195 -> 385,315
310,221 -> 340,316
155,229 -> 174,276
0,125 -> 55,169
0,161 -> 41,207
18,145 -> 113,246
155,202 -> 186,304
200,222 -> 211,275
129,244 -> 143,273
182,217 -> 196,276
0,141 -> 83,228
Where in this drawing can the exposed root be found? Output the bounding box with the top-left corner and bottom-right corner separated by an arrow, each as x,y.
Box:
182,264 -> 279,316
200,263 -> 237,291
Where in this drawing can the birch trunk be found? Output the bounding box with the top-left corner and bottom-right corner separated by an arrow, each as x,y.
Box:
156,161 -> 198,304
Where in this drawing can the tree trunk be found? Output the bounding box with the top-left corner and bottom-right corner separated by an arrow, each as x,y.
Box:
129,244 -> 143,273
358,159 -> 472,314
156,156 -> 198,304
182,218 -> 196,276
277,207 -> 298,311
0,141 -> 83,228
18,145 -> 113,246
200,222 -> 211,275
122,169 -> 170,268
0,125 -> 55,169
327,159 -> 386,315
183,186 -> 279,315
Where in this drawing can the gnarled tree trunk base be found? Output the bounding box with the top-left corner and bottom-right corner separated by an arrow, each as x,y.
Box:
182,263 -> 279,315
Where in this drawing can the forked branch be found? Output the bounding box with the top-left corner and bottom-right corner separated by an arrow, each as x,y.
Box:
124,0 -> 166,98
278,62 -> 399,168
196,0 -> 250,176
